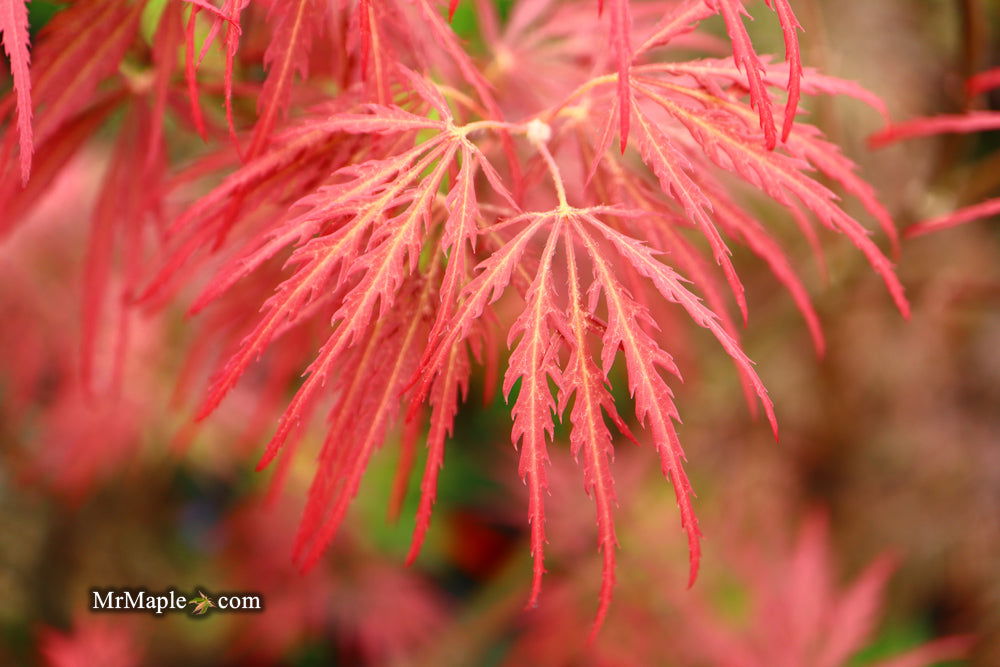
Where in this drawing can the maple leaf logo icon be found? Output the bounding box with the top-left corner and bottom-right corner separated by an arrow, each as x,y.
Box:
188,591 -> 215,616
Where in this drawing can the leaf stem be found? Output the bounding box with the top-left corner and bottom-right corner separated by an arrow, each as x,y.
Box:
534,138 -> 569,209
458,119 -> 522,135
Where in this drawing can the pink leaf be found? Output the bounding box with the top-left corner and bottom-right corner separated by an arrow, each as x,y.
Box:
711,0 -> 777,149
905,197 -> 1000,239
503,223 -> 562,607
764,0 -> 802,141
609,0 -> 632,150
968,66 -> 1000,96
0,0 -> 32,183
870,111 -> 1000,148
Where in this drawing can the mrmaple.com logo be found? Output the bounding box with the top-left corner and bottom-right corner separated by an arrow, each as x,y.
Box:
90,588 -> 263,616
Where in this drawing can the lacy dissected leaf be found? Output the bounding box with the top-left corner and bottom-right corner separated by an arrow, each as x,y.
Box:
294,273 -> 435,570
638,58 -> 897,252
632,77 -> 909,317
407,212 -> 586,596
690,0 -> 794,150
560,223 -> 631,637
763,0 -> 801,142
413,211 -> 549,409
437,143 -> 480,321
605,0 -> 801,150
0,0 -> 142,188
503,222 -> 562,607
0,0 -> 32,183
201,135 -> 456,439
246,0 -> 327,157
710,0 -> 777,148
637,58 -> 889,122
415,203 -> 728,620
632,103 -> 747,321
582,212 -> 777,435
571,216 -> 707,591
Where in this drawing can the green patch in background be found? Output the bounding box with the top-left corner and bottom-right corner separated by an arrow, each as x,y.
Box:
28,1 -> 66,36
451,1 -> 478,40
850,619 -> 964,666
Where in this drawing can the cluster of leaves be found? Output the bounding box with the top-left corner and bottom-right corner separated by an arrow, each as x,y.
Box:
1,0 -> 911,633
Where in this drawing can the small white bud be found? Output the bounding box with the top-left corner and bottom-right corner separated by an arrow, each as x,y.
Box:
526,118 -> 552,145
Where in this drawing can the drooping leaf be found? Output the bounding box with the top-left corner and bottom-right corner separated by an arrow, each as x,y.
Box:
561,224 -> 625,637
502,222 -> 562,607
573,216 -> 702,587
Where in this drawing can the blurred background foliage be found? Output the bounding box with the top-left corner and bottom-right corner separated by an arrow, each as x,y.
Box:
1,0 -> 999,665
